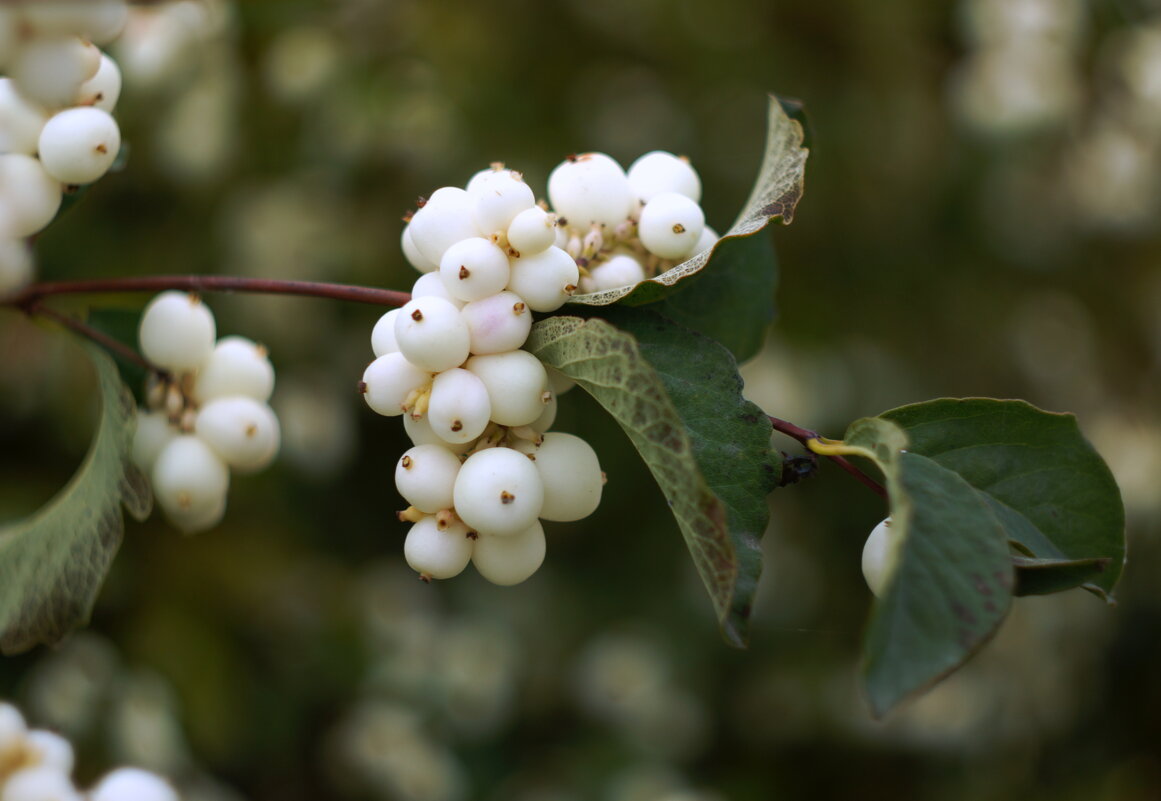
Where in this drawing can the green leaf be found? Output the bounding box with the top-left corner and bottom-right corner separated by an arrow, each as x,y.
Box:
527,310 -> 777,646
1012,556 -> 1113,597
841,417 -> 1014,718
645,228 -> 777,363
880,398 -> 1125,596
0,342 -> 151,654
569,93 -> 808,308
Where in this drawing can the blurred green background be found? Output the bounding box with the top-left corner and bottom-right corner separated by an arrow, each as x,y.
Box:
3,0 -> 1161,799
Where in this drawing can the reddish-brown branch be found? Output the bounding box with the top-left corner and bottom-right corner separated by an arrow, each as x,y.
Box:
6,275 -> 411,309
768,415 -> 888,500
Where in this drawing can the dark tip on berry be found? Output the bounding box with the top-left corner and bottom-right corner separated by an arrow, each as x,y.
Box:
566,153 -> 579,163
458,266 -> 470,280
411,309 -> 424,321
416,195 -> 428,208
96,143 -> 108,154
500,491 -> 515,504
513,302 -> 526,314
564,284 -> 577,294
672,223 -> 686,234
401,455 -> 413,469
557,216 -> 568,227
356,380 -> 367,394
450,420 -> 463,432
467,531 -> 479,540
508,247 -> 521,258
402,210 -> 414,223
418,573 -> 432,583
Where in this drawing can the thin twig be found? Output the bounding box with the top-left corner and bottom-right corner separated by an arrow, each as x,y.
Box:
768,415 -> 888,500
25,302 -> 164,375
6,276 -> 411,309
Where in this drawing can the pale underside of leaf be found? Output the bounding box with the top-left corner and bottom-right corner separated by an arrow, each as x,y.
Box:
527,315 -> 743,636
0,343 -> 150,654
569,93 -> 808,307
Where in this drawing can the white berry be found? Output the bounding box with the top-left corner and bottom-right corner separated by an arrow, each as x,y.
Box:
192,336 -> 275,403
637,191 -> 704,260
394,296 -> 471,373
453,447 -> 544,537
151,435 -> 229,533
627,150 -> 702,203
395,444 -> 461,514
137,291 -> 216,372
361,352 -> 430,417
404,516 -> 474,580
459,290 -> 532,355
194,396 -> 281,473
89,768 -> 178,801
506,206 -> 557,257
438,236 -> 510,303
506,246 -> 579,312
862,518 -> 896,597
38,106 -> 121,185
547,152 -> 635,229
426,367 -> 491,444
465,350 -> 549,427
522,432 -> 603,522
472,521 -> 546,586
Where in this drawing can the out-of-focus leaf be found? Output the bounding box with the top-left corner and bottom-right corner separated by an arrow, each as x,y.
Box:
0,342 -> 151,654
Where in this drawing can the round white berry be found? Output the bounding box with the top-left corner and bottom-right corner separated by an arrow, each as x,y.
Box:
862,518 -> 896,597
426,367 -> 491,445
530,393 -> 557,433
402,411 -> 475,454
38,106 -> 121,185
470,168 -> 536,236
627,150 -> 701,203
465,351 -> 549,427
395,444 -> 461,514
137,291 -> 216,372
370,308 -> 400,357
401,224 -> 438,273
74,52 -> 122,113
1,766 -> 81,801
24,730 -> 74,774
0,703 -> 27,752
20,2 -> 129,46
131,409 -> 177,474
89,768 -> 178,801
404,516 -> 474,580
472,521 -> 546,586
151,435 -> 229,533
693,224 -> 719,256
459,290 -> 532,355
0,154 -> 62,238
583,253 -> 645,292
547,152 -> 635,229
438,237 -> 510,303
637,191 -> 705,260
9,36 -> 101,108
410,270 -> 464,309
523,432 -> 603,522
506,206 -> 557,257
545,366 -> 575,396
360,352 -> 430,417
407,187 -> 481,265
453,447 -> 544,536
506,246 -> 579,312
193,336 -> 275,403
195,396 -> 280,473
0,237 -> 34,298
394,296 -> 471,373
0,79 -> 49,156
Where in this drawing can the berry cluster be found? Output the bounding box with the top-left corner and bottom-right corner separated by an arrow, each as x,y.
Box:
132,291 -> 280,534
364,164 -> 611,585
0,701 -> 177,801
0,2 -> 128,295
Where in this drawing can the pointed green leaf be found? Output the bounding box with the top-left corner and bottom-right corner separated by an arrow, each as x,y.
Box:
842,417 -> 1014,718
880,398 -> 1125,596
0,342 -> 151,654
569,93 -> 808,308
527,310 -> 777,646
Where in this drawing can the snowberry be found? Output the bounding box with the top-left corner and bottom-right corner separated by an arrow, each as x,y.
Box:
407,187 -> 481,265
465,350 -> 549,427
1,767 -> 81,801
193,336 -> 275,403
9,36 -> 101,108
194,396 -> 281,473
74,53 -> 122,113
426,367 -> 491,444
471,521 -> 546,586
24,730 -> 74,774
131,410 -> 177,474
453,447 -> 544,537
370,309 -> 400,357
150,435 -> 230,533
506,206 -> 557,257
394,296 -> 471,373
693,224 -> 719,256
89,768 -> 178,801
404,516 -> 474,580
20,1 -> 130,46
410,271 -> 464,308
0,238 -> 34,298
0,79 -> 49,156
0,702 -> 27,752
469,168 -> 536,236
459,290 -> 532,355
637,191 -> 705,260
438,236 -> 510,303
627,150 -> 701,203
547,152 -> 635,229
862,518 -> 896,597
520,432 -> 603,522
361,352 -> 430,417
402,411 -> 475,454
395,444 -> 461,514
506,245 -> 579,312
583,253 -> 645,292
137,291 -> 216,372
530,393 -> 557,433
0,154 -> 62,238
401,224 -> 438,273
38,106 -> 121,185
